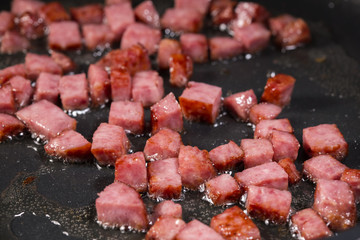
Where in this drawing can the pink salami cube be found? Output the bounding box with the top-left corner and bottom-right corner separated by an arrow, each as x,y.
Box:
38,2 -> 70,24
70,4 -> 103,25
88,64 -> 110,107
134,0 -> 160,29
96,182 -> 148,230
261,73 -> 296,107
157,39 -> 182,69
104,2 -> 134,39
223,89 -> 257,122
178,145 -> 217,190
275,18 -> 311,49
146,216 -> 186,240
8,76 -> 33,108
270,130 -> 300,161
303,155 -> 348,182
15,100 -> 77,140
209,37 -> 243,60
150,92 -> 183,134
144,128 -> 182,162
82,24 -> 116,50
341,169 -> 360,202
161,8 -> 203,33
59,73 -> 89,111
313,179 -> 356,231
91,123 -> 130,166
34,72 -> 60,104
132,70 -> 164,107
205,174 -> 241,205
179,81 -> 222,124
25,53 -> 62,80
153,200 -> 183,221
209,0 -> 236,26
246,185 -> 291,224
48,21 -> 82,51
210,206 -> 261,240
169,53 -> 193,88
0,64 -> 26,85
50,51 -> 76,74
240,138 -> 274,168
302,124 -> 348,161
110,68 -> 132,102
234,162 -> 288,191
0,85 -> 16,114
148,158 -> 182,200
0,113 -> 25,142
233,2 -> 270,28
176,219 -> 224,240
278,158 -> 301,184
233,23 -> 270,53
11,0 -> 44,16
269,14 -> 296,36
209,140 -> 243,171
114,152 -> 147,192
44,130 -> 92,162
109,101 -> 144,134
175,0 -> 211,15
249,102 -> 282,124
0,31 -> 30,54
254,118 -> 293,139
180,33 -> 208,63
0,11 -> 15,36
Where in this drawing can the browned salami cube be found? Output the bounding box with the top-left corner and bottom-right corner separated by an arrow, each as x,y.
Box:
50,51 -> 76,74
224,89 -> 257,122
0,11 -> 15,36
48,21 -> 82,51
240,138 -> 274,168
0,113 -> 25,142
169,53 -> 193,88
340,169 -> 360,203
278,158 -> 301,184
59,73 -> 89,111
233,2 -> 270,27
70,4 -> 103,25
39,2 -> 70,24
160,8 -> 203,33
109,101 -> 144,134
18,12 -> 45,39
176,219 -> 224,240
209,0 -> 236,26
269,14 -> 296,36
261,73 -> 296,107
209,140 -> 243,171
88,64 -> 110,107
205,174 -> 241,205
157,39 -> 182,69
110,67 -> 132,102
275,18 -> 311,49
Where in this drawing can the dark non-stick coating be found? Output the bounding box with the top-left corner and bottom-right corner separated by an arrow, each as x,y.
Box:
1,0 -> 360,239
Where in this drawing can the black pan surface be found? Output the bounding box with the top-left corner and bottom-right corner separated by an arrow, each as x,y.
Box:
1,0 -> 360,239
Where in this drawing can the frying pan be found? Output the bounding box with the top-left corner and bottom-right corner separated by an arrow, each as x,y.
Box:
0,0 -> 360,239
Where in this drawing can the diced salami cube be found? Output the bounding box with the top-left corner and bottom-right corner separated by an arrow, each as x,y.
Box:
146,216 -> 186,240
109,101 -> 144,134
82,24 -> 116,50
8,76 -> 33,108
105,0 -> 130,5
110,68 -> 132,102
313,179 -> 356,231
70,4 -> 103,25
246,185 -> 291,224
178,145 -> 217,190
134,1 -> 160,29
209,0 -> 236,26
0,31 -> 30,54
209,37 -> 243,60
115,152 -> 147,192
148,158 -> 182,200
175,0 -> 211,15
169,53 -> 193,88
50,51 -> 76,74
233,23 -> 271,53
25,53 -> 62,80
59,73 -> 89,111
210,206 -> 260,240
261,73 -> 296,107
38,2 -> 70,25
340,169 -> 360,202
44,130 -> 91,162
91,123 -> 130,166
233,2 -> 270,28
270,130 -> 300,161
240,138 -> 274,168
16,100 -> 76,140
176,219 -> 224,240
205,174 -> 241,205
150,92 -> 183,134
278,158 -> 301,184
249,102 -> 282,124
144,128 -> 182,161
0,64 -> 26,85
275,18 -> 311,49
0,85 -> 16,114
88,64 -> 110,107
0,113 -> 25,142
157,39 -> 182,69
18,12 -> 45,39
96,181 -> 148,230
234,162 -> 288,191
269,14 -> 296,36
161,8 -> 203,33
180,33 -> 208,63
303,155 -> 348,182
48,21 -> 82,51
254,118 -> 293,139
153,200 -> 183,221
0,11 -> 15,36
104,2 -> 134,39
303,124 -> 348,161
179,81 -> 222,124
34,72 -> 60,104
132,70 -> 164,107
11,0 -> 44,16
209,140 -> 243,171
223,89 -> 257,122
291,208 -> 333,240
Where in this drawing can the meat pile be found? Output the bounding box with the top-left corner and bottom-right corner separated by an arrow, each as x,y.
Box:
0,1 -> 358,240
